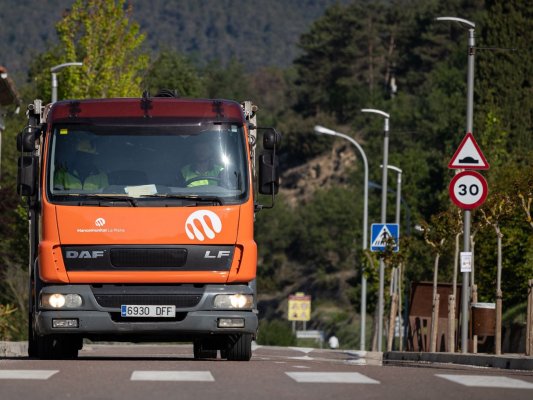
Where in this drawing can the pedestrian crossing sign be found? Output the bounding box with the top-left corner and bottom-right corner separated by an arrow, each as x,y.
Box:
370,223 -> 399,252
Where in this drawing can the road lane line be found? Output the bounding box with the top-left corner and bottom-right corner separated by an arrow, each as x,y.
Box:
436,374 -> 533,389
0,370 -> 59,380
130,371 -> 215,382
286,372 -> 380,384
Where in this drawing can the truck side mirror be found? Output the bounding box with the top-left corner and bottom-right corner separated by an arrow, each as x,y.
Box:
16,128 -> 39,152
17,155 -> 38,196
258,152 -> 279,195
262,129 -> 282,150
255,127 -> 281,209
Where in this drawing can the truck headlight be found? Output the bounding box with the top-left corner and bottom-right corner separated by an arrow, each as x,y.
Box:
41,293 -> 83,309
214,294 -> 253,309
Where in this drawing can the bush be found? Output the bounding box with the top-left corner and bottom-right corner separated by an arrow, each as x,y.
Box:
257,319 -> 296,346
0,304 -> 25,341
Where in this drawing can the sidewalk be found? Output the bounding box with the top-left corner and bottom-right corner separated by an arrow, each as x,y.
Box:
0,341 -> 28,358
384,351 -> 533,371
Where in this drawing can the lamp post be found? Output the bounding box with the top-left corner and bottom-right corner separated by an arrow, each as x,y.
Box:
314,125 -> 369,351
51,62 -> 83,103
436,16 -> 476,354
381,164 -> 403,350
381,165 -> 402,227
361,108 -> 390,352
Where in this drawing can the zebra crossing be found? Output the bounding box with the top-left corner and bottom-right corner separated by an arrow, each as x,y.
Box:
1,369 -> 533,388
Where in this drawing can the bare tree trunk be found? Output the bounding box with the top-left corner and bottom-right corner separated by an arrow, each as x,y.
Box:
398,262 -> 404,351
430,294 -> 440,352
472,284 -> 478,353
495,227 -> 503,355
371,306 -> 379,352
527,279 -> 533,356
448,294 -> 456,353
387,294 -> 398,352
496,291 -> 502,355
448,232 -> 461,353
430,247 -> 442,352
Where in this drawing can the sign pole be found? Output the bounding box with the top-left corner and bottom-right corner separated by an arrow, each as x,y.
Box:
460,26 -> 476,354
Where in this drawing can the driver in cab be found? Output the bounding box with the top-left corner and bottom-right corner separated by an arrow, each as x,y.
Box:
180,137 -> 224,187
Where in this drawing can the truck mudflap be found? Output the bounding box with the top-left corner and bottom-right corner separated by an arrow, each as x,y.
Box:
34,283 -> 258,338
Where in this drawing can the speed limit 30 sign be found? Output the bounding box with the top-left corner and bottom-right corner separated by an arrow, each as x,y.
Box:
449,170 -> 488,209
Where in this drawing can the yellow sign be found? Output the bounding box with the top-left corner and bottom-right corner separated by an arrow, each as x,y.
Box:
288,293 -> 311,321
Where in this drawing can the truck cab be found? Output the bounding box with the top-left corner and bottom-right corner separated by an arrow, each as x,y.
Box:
17,94 -> 280,360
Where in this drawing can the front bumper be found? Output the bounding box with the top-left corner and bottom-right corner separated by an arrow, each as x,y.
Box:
34,284 -> 258,339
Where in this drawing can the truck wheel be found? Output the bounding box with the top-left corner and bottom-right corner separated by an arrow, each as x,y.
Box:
193,341 -> 217,359
36,335 -> 81,360
27,314 -> 38,358
225,334 -> 252,361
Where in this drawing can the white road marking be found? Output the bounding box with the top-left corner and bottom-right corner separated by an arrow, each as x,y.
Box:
292,365 -> 311,369
286,372 -> 380,384
288,347 -> 314,354
436,374 -> 533,389
131,371 -> 215,382
0,370 -> 59,380
288,356 -> 314,361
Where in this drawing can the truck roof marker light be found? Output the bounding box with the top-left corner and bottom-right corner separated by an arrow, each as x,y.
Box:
68,101 -> 81,118
212,100 -> 225,120
141,90 -> 153,118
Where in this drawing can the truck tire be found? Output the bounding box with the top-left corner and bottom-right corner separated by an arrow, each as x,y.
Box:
193,340 -> 218,359
27,314 -> 38,358
35,335 -> 81,360
225,334 -> 252,361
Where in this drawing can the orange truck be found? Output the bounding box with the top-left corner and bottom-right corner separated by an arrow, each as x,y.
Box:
16,93 -> 280,361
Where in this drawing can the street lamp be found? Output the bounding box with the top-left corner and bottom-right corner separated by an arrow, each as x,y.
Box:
436,16 -> 476,354
51,62 -> 83,103
361,107 -> 390,352
381,165 -> 402,227
313,125 -> 369,351
381,164 -> 403,351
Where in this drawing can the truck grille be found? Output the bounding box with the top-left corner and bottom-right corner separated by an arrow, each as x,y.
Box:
110,248 -> 187,268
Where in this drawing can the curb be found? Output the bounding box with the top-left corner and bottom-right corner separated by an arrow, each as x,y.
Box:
0,341 -> 28,358
384,351 -> 533,371
344,350 -> 383,366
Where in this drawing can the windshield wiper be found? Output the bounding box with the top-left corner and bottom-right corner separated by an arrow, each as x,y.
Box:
57,193 -> 139,207
140,194 -> 223,205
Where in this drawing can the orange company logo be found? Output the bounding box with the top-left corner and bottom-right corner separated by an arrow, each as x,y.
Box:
95,218 -> 106,227
185,210 -> 222,241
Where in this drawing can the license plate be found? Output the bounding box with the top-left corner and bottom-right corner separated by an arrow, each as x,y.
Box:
121,305 -> 176,318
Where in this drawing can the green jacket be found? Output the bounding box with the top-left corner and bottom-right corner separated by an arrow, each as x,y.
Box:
181,163 -> 224,187
54,168 -> 108,191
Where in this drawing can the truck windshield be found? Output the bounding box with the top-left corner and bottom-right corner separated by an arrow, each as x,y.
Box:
47,122 -> 249,205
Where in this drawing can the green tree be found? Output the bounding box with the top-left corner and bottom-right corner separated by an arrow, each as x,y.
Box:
143,50 -> 205,97
294,1 -> 392,122
203,59 -> 252,100
55,0 -> 148,99
477,0 -> 533,163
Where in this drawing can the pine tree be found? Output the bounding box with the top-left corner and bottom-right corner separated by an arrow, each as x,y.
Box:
477,0 -> 533,164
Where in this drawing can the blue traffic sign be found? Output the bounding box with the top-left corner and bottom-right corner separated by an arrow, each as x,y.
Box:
370,223 -> 399,252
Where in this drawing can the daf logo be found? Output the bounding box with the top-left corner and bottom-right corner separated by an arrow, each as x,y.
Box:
185,210 -> 222,241
66,250 -> 105,259
95,218 -> 106,227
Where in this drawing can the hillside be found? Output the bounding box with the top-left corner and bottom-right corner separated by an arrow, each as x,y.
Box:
0,0 -> 344,81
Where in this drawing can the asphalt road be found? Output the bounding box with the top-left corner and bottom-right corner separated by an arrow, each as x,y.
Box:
1,344 -> 533,400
